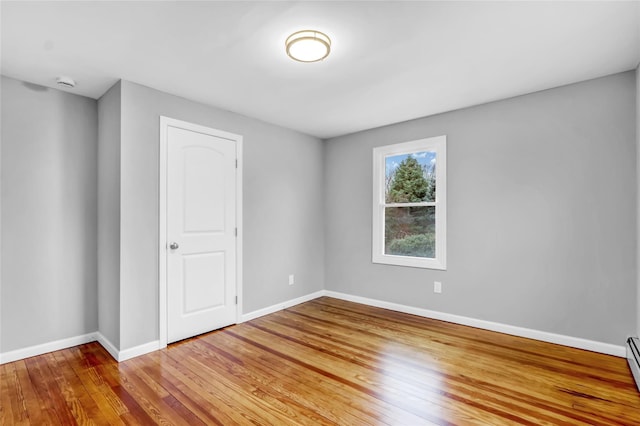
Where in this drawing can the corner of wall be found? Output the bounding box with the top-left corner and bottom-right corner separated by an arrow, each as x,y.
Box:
97,80 -> 123,350
636,63 -> 640,337
0,76 -> 4,356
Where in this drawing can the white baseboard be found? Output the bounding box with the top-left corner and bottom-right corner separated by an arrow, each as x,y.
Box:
0,332 -> 98,364
0,330 -> 161,365
95,333 -> 160,362
1,290 -> 624,364
324,290 -> 626,358
95,332 -> 119,361
117,340 -> 161,362
241,290 -> 325,322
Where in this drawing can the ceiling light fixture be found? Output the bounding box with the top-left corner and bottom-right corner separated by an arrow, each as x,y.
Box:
285,30 -> 331,63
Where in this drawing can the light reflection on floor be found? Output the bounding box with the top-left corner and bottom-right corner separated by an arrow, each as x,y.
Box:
376,340 -> 447,424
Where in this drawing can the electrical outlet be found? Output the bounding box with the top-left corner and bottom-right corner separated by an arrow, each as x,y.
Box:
289,274 -> 295,285
434,281 -> 442,294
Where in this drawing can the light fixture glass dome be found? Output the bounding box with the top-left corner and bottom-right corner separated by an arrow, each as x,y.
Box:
285,30 -> 331,63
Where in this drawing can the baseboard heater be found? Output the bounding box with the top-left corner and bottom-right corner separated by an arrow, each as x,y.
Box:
627,337 -> 640,392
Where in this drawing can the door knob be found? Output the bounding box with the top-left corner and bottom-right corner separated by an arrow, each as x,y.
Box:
169,242 -> 179,250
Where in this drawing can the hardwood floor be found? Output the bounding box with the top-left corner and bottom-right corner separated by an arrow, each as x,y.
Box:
2,297 -> 640,425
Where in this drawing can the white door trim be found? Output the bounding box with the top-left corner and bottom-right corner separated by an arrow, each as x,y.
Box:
158,116 -> 243,349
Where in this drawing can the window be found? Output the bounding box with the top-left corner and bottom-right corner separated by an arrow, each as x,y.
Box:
372,136 -> 446,269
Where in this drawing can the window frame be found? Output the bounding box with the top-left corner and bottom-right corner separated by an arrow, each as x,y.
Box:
372,135 -> 447,270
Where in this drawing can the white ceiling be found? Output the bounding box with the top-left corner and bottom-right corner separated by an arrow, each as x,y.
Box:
2,1 -> 639,139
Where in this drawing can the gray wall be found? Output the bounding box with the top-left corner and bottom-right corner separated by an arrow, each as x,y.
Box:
97,81 -> 121,348
1,76 -> 98,352
1,70 -> 635,355
118,81 -> 325,350
324,71 -> 637,346
637,64 -> 640,337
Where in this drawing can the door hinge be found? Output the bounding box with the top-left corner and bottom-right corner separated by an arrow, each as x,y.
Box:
235,296 -> 238,305
235,227 -> 237,237
235,159 -> 238,168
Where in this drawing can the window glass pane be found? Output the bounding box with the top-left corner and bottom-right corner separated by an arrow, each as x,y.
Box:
384,206 -> 435,258
385,151 -> 436,203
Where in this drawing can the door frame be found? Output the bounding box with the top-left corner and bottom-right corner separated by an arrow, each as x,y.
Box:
158,116 -> 243,349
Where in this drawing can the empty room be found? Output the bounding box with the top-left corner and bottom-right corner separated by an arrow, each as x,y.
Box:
2,1 -> 640,424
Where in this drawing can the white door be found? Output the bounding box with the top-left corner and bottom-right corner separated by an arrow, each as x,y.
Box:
165,120 -> 238,344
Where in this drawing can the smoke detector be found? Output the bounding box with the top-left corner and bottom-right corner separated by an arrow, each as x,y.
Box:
56,76 -> 76,88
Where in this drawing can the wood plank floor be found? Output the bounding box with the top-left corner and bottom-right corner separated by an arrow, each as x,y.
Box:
2,297 -> 640,425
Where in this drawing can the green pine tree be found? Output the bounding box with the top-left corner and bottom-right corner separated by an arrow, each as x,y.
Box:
386,157 -> 428,203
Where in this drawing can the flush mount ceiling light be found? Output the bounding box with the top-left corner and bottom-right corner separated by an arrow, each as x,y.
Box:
285,30 -> 331,63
